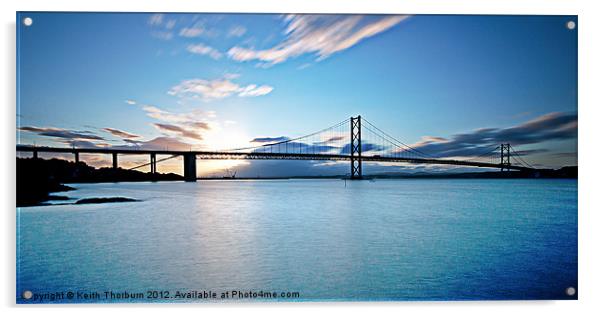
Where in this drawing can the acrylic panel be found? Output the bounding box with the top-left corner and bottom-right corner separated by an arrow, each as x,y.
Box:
16,12 -> 578,303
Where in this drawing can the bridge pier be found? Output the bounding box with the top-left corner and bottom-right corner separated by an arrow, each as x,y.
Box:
183,153 -> 197,182
150,153 -> 157,174
112,152 -> 118,169
32,150 -> 38,159
74,152 -> 79,163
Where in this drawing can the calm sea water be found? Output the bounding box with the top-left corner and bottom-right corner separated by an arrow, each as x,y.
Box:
17,179 -> 577,302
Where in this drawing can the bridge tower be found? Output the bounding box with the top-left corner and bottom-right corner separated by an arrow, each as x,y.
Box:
350,115 -> 362,179
183,152 -> 197,182
500,143 -> 511,171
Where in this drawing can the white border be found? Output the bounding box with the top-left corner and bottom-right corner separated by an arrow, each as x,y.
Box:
2,0 -> 601,315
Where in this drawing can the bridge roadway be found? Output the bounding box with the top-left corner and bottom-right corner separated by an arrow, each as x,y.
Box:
16,145 -> 531,182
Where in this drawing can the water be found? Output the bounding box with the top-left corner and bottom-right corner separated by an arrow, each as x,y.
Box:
16,179 -> 577,302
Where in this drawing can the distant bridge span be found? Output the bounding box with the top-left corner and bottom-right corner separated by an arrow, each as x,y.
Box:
16,116 -> 535,181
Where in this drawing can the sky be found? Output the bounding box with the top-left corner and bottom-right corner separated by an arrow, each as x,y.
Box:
16,13 -> 578,176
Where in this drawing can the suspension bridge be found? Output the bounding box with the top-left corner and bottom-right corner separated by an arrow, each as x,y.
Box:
16,115 -> 536,181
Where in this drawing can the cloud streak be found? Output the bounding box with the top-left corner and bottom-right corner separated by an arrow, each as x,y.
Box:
168,76 -> 274,101
228,25 -> 247,37
227,14 -> 409,66
178,18 -> 218,38
148,14 -> 164,26
148,14 -> 176,40
153,123 -> 203,141
186,43 -> 222,59
141,105 -> 214,143
251,136 -> 290,143
19,126 -> 104,141
407,112 -> 577,158
102,127 -> 140,139
179,27 -> 205,38
113,136 -> 194,151
340,143 -> 385,155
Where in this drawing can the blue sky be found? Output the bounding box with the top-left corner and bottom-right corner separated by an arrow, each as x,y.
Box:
17,13 -> 577,175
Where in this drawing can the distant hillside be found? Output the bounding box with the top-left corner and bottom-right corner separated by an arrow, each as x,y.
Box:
17,156 -> 577,206
17,157 -> 183,206
371,166 -> 577,179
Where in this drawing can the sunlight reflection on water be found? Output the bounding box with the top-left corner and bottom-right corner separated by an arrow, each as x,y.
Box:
17,179 -> 577,302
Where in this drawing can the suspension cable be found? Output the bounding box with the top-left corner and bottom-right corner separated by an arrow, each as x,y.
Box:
510,146 -> 536,169
463,145 -> 501,162
128,154 -> 179,170
220,118 -> 349,152
362,118 -> 434,158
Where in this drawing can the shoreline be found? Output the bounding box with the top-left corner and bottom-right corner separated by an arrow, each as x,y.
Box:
16,157 -> 577,207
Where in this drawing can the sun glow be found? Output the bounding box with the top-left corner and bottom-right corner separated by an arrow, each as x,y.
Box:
201,125 -> 250,152
197,160 -> 250,177
195,124 -> 253,176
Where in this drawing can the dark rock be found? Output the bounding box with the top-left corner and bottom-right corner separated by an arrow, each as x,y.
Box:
46,195 -> 70,201
75,197 -> 138,204
17,157 -> 182,206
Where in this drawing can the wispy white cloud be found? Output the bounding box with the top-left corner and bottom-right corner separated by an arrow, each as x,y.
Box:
179,27 -> 206,38
168,76 -> 274,101
148,13 -> 176,40
186,43 -> 222,60
178,19 -> 219,38
125,99 -> 136,105
169,79 -> 239,100
223,73 -> 240,80
148,14 -> 164,26
228,25 -> 247,37
142,105 -> 202,124
151,31 -> 173,40
228,14 -> 409,66
238,84 -> 274,97
165,19 -> 176,30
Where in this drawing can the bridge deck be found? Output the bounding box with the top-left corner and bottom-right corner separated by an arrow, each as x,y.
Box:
16,145 -> 530,171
